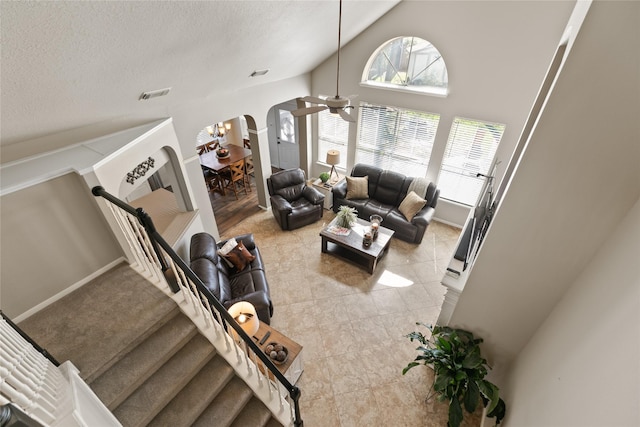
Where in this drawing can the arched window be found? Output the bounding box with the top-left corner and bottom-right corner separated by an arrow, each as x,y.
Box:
362,36 -> 448,96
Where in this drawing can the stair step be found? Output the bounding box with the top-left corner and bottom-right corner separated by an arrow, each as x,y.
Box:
149,355 -> 235,427
192,376 -> 254,427
89,312 -> 198,409
112,333 -> 215,427
230,396 -> 274,427
17,263 -> 180,383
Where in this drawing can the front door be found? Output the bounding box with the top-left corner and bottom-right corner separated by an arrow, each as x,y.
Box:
272,108 -> 299,170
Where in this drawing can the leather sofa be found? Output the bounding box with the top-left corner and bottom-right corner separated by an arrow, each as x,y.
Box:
190,232 -> 273,324
267,168 -> 325,230
332,164 -> 440,244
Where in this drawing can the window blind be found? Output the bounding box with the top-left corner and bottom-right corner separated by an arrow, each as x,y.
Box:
318,108 -> 348,168
439,117 -> 505,205
356,103 -> 439,177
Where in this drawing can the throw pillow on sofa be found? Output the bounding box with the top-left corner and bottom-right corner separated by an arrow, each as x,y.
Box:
218,237 -> 238,268
399,190 -> 427,221
346,176 -> 369,199
220,240 -> 256,271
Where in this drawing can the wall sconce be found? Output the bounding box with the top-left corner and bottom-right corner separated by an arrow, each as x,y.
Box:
326,149 -> 341,181
228,301 -> 260,341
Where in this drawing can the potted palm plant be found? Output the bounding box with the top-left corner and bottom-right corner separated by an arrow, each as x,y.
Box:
403,323 -> 506,427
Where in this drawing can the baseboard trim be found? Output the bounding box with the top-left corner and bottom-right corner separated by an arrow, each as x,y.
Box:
13,258 -> 127,323
433,217 -> 464,229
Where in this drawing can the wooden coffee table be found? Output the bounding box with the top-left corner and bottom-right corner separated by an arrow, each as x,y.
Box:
320,217 -> 394,273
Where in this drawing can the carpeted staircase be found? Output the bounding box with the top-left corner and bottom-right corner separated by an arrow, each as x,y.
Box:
18,262 -> 283,427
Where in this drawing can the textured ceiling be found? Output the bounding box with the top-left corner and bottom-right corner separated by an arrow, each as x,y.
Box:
0,0 -> 400,147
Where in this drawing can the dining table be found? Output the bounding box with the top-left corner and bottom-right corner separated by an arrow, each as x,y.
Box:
199,144 -> 252,173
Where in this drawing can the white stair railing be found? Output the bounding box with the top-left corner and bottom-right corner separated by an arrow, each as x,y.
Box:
0,316 -> 120,427
93,187 -> 300,427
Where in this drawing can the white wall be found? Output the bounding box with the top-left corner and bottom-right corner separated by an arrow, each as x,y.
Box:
448,0 -> 640,383
503,197 -> 640,427
0,173 -> 122,319
309,0 -> 576,226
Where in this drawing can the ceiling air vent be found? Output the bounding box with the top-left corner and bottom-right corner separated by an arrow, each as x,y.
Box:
139,87 -> 171,100
250,69 -> 269,77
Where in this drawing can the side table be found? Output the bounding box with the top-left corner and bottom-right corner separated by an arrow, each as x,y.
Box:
254,322 -> 303,385
311,174 -> 344,210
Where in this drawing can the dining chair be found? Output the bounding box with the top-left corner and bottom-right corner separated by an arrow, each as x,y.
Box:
243,139 -> 251,149
205,140 -> 220,152
196,144 -> 208,155
202,166 -> 224,195
222,159 -> 249,200
244,155 -> 255,189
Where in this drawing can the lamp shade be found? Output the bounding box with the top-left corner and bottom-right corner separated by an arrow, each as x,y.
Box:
326,150 -> 340,166
228,301 -> 260,340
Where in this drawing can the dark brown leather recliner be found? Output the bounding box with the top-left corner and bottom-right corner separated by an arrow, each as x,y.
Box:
267,168 -> 325,231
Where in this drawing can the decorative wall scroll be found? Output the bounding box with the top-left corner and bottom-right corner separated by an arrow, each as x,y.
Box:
126,157 -> 155,184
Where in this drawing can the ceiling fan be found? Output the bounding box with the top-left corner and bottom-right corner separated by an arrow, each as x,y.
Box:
291,0 -> 356,123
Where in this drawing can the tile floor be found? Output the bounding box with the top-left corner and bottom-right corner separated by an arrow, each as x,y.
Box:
223,210 -> 483,427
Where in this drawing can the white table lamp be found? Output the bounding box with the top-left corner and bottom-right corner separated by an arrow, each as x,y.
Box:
326,150 -> 340,181
228,301 -> 260,341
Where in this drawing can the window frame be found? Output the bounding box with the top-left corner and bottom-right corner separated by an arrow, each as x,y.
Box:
437,117 -> 506,206
361,36 -> 449,98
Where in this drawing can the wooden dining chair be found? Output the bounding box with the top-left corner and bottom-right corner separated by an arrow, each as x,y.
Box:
244,155 -> 254,190
222,159 -> 248,200
196,144 -> 208,155
202,166 -> 224,195
205,140 -> 220,152
243,139 -> 251,149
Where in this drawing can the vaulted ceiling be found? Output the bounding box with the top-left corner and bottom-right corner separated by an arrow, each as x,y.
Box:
0,0 -> 400,148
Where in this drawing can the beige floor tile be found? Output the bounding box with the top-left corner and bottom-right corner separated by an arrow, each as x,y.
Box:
370,380 -> 426,426
289,326 -> 327,361
333,389 -> 380,427
296,357 -> 333,401
311,296 -> 351,327
341,293 -> 380,320
299,395 -> 341,427
370,287 -> 408,315
325,352 -> 371,395
319,321 -> 359,357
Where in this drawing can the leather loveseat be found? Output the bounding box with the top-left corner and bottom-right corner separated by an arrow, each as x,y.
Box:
267,168 -> 325,230
190,232 -> 273,324
332,164 -> 439,244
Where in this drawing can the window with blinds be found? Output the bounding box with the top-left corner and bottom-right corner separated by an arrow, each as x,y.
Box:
356,103 -> 440,177
439,117 -> 505,205
318,108 -> 348,168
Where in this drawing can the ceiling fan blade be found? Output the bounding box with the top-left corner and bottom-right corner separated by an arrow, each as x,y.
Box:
300,96 -> 327,105
291,105 -> 328,117
338,108 -> 356,122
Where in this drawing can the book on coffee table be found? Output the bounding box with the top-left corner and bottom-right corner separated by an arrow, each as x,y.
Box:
326,225 -> 351,236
